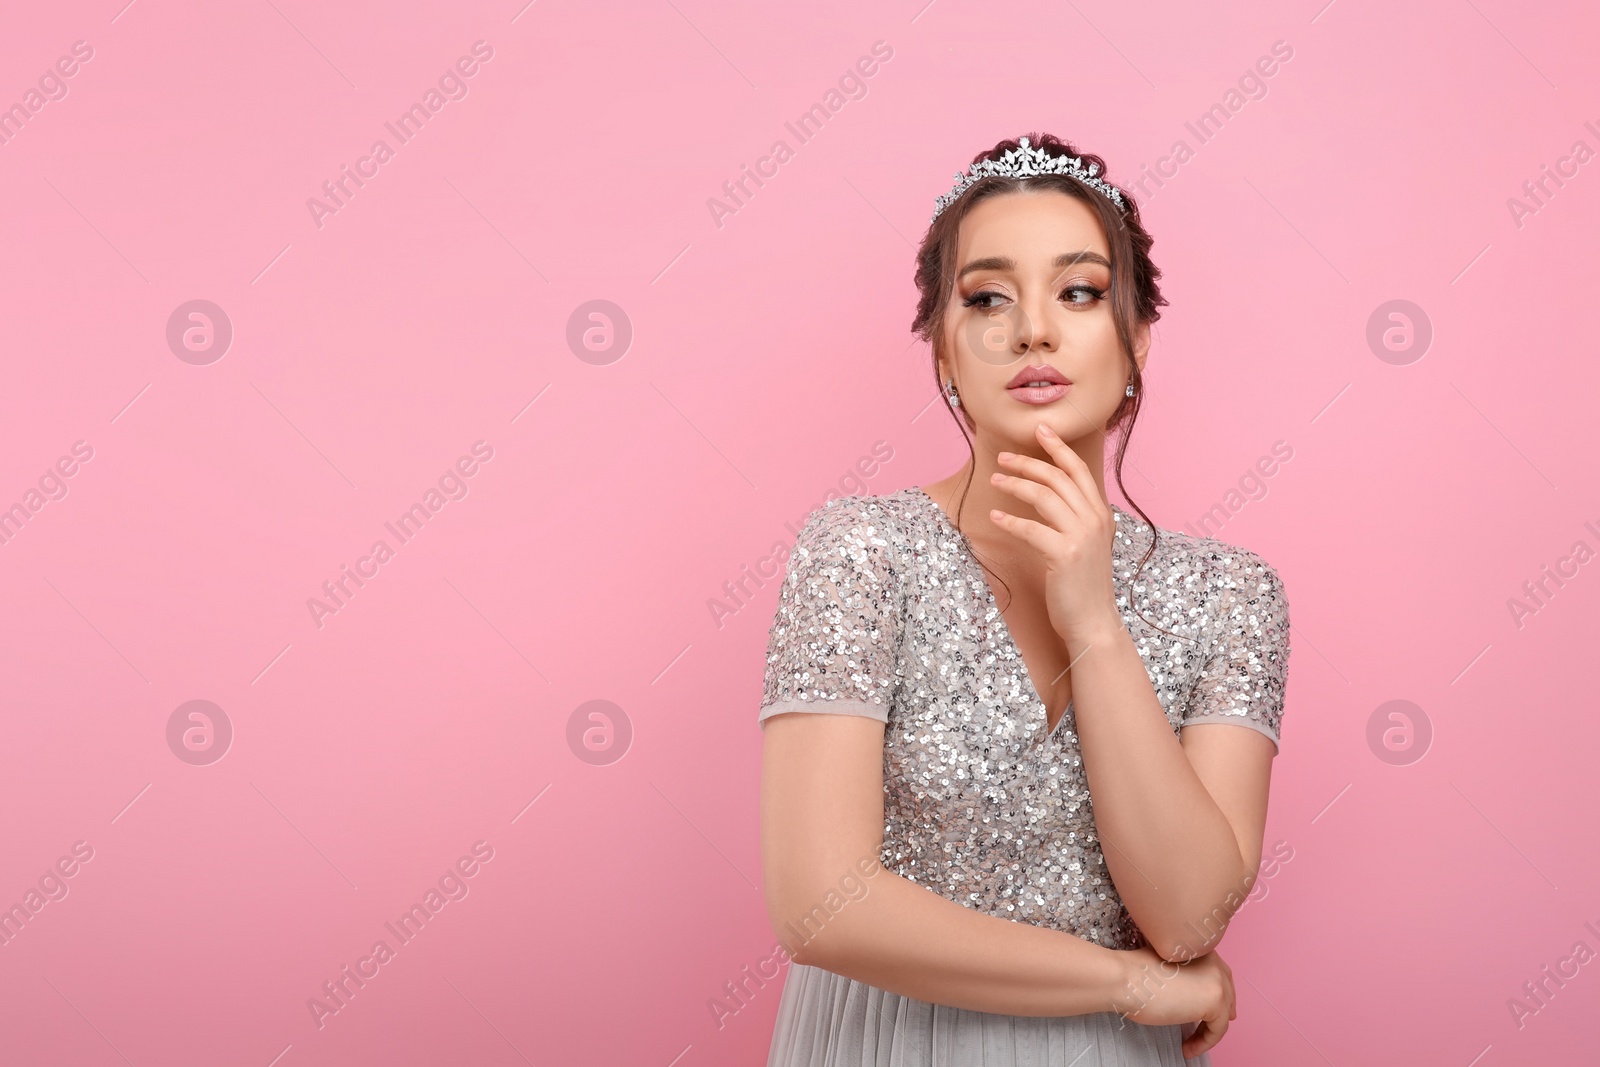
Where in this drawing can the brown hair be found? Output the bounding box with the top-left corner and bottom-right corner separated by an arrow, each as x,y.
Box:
910,131 -> 1175,632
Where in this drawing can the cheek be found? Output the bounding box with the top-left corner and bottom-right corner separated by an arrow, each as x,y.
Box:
1082,309 -> 1122,343
950,307 -> 995,352
1082,317 -> 1128,367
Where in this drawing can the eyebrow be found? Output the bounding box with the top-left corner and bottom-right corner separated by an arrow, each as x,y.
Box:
957,251 -> 1111,279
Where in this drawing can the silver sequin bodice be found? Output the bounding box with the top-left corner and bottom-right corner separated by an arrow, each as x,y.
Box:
759,486 -> 1290,950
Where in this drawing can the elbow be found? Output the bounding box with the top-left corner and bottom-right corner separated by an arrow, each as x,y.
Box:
764,880 -> 851,970
1145,856 -> 1257,961
1145,925 -> 1225,964
764,850 -> 889,969
1142,894 -> 1241,962
784,934 -> 828,970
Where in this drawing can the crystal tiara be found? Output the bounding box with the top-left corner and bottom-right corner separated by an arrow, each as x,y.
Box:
931,136 -> 1128,222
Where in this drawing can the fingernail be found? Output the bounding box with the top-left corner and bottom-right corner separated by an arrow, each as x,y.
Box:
1038,424 -> 1056,437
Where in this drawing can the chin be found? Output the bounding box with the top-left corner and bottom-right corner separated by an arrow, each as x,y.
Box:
1006,406 -> 1088,435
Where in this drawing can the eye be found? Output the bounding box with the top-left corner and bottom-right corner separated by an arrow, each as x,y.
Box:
1062,284 -> 1107,307
961,284 -> 1107,311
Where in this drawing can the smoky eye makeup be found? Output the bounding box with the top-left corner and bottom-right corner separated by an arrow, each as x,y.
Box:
958,276 -> 1109,310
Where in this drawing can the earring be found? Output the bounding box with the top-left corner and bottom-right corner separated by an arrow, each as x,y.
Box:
946,380 -> 962,408
1125,380 -> 1136,397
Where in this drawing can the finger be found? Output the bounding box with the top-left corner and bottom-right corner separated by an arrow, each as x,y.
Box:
1034,421 -> 1094,482
1203,1017 -> 1228,1055
989,509 -> 1059,556
1181,1022 -> 1214,1060
1035,424 -> 1109,523
996,451 -> 1093,524
1203,1014 -> 1229,1055
1183,1011 -> 1228,1058
990,469 -> 1076,531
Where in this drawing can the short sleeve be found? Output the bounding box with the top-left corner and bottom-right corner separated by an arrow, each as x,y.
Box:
1181,547 -> 1291,754
758,498 -> 904,729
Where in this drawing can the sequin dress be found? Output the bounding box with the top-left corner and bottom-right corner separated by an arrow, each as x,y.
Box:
757,486 -> 1292,1067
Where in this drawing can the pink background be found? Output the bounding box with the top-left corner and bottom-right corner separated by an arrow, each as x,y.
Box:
2,0 -> 1597,1064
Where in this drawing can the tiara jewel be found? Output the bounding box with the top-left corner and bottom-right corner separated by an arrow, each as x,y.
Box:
931,136 -> 1128,222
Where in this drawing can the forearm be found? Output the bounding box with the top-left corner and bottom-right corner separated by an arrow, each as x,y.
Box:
1064,618 -> 1249,957
770,857 -> 1135,1018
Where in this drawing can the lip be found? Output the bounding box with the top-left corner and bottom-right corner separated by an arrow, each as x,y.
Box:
1006,381 -> 1070,404
1006,365 -> 1071,388
1005,365 -> 1072,404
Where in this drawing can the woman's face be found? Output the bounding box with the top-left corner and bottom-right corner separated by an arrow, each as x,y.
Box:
940,188 -> 1148,449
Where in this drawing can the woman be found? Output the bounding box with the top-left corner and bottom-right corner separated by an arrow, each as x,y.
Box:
757,133 -> 1292,1065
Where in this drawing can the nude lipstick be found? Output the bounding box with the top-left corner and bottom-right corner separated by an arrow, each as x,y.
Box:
1005,364 -> 1072,405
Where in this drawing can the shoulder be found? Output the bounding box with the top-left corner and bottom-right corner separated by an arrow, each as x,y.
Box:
1180,529 -> 1289,633
791,489 -> 914,548
1118,509 -> 1288,621
785,490 -> 914,581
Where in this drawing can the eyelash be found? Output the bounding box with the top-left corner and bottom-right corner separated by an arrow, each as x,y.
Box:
962,284 -> 1107,310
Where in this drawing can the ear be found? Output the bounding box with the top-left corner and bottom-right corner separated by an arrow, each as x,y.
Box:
1132,319 -> 1151,374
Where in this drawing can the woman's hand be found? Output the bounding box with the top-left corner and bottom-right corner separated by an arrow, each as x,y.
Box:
990,422 -> 1122,650
1110,945 -> 1237,1059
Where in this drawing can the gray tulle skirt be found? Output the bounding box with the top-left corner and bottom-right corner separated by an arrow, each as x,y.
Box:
767,963 -> 1211,1067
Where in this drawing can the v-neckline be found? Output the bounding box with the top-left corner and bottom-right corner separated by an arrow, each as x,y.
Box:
910,484 -> 1117,741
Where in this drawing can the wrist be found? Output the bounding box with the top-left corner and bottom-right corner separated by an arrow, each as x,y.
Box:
1104,946 -> 1179,1018
1103,948 -> 1148,1017
1060,610 -> 1128,656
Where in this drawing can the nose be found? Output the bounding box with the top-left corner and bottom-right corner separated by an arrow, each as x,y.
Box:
1013,287 -> 1061,357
